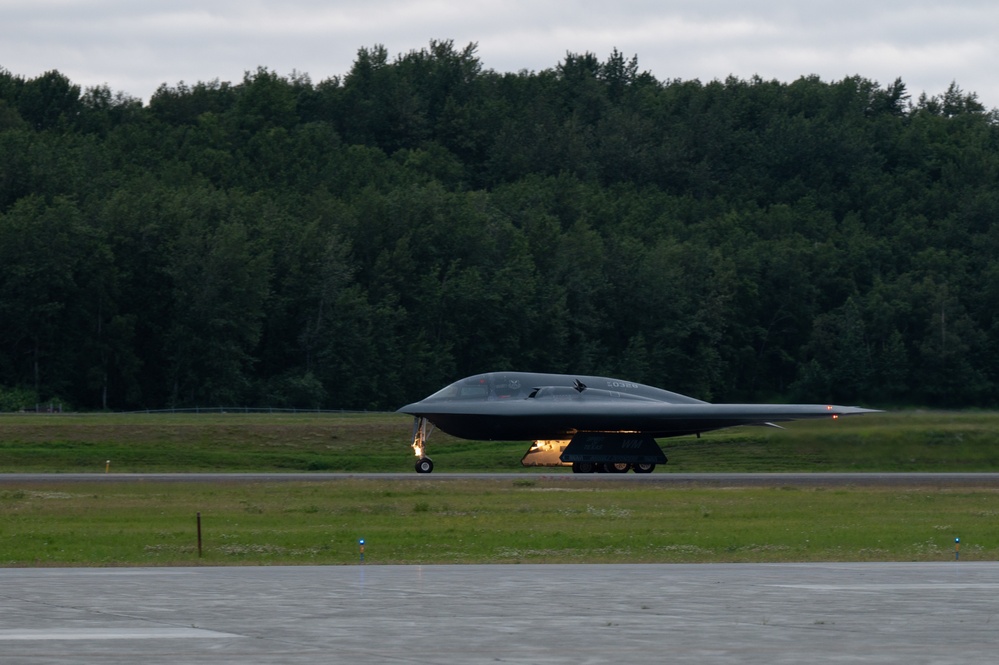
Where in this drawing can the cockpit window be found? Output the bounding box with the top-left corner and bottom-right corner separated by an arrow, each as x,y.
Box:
425,376 -> 489,401
424,374 -> 529,401
458,383 -> 489,398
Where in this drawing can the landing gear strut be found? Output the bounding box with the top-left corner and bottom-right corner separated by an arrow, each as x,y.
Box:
411,417 -> 435,473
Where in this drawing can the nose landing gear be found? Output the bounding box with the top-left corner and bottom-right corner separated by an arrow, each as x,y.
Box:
411,417 -> 435,473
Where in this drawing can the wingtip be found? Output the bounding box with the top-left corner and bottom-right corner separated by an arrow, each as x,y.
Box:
838,406 -> 885,415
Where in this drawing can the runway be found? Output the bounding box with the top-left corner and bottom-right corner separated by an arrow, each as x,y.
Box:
2,471 -> 999,486
2,563 -> 996,664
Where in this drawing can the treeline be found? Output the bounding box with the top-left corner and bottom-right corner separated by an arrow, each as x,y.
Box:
1,40 -> 998,411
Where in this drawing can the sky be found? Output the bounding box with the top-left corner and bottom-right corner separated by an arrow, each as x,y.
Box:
2,0 -> 998,109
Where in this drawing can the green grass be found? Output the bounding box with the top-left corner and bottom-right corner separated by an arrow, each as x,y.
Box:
1,410 -> 998,473
661,411 -> 999,472
0,412 -> 412,472
1,479 -> 995,566
2,410 -> 998,566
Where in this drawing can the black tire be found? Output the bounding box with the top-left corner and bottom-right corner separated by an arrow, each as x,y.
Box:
633,462 -> 656,474
415,458 -> 434,474
573,462 -> 596,473
605,462 -> 630,473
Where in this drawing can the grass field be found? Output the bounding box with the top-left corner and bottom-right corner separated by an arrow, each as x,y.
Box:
2,409 -> 999,473
1,410 -> 998,566
2,479 -> 997,566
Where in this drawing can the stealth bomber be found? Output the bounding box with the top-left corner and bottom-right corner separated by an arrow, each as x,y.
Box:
397,371 -> 880,473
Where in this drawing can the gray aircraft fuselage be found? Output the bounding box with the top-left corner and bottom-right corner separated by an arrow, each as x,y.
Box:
397,371 -> 878,441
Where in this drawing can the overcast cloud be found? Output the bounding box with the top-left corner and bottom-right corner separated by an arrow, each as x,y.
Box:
1,0 -> 997,109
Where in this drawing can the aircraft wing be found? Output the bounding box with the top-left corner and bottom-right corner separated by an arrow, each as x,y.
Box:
398,398 -> 879,441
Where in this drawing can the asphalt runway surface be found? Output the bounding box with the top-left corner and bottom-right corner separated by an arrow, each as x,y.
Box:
3,562 -> 997,664
3,472 -> 999,486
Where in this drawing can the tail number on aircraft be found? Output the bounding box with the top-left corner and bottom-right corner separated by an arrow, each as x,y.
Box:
605,381 -> 641,389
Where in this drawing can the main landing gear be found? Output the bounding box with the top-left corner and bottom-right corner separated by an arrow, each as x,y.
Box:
411,417 -> 435,473
408,419 -> 665,474
570,461 -> 661,474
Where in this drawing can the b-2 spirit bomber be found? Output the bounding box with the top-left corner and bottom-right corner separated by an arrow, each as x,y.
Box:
397,372 -> 879,473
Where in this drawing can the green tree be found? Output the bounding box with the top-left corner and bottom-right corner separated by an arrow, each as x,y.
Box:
15,70 -> 82,130
0,195 -> 112,403
162,192 -> 271,406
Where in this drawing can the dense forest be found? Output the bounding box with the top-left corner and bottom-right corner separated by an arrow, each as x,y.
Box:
1,40 -> 998,411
